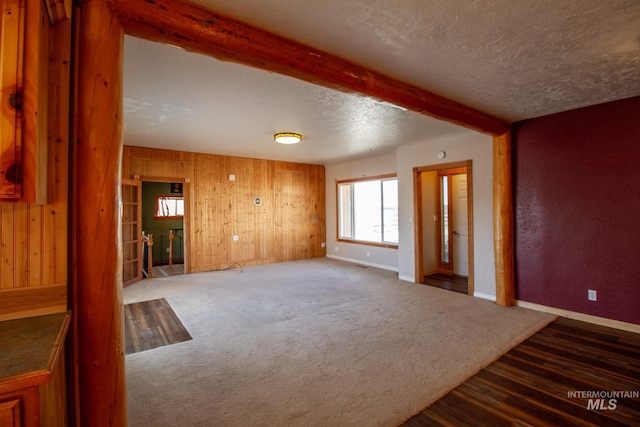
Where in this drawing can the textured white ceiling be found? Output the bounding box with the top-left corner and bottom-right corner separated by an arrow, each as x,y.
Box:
123,37 -> 466,164
123,0 -> 640,164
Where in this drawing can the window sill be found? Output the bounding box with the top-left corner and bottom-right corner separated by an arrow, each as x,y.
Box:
337,239 -> 398,249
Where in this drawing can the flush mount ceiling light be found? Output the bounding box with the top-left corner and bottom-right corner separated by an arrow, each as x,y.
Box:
274,132 -> 302,144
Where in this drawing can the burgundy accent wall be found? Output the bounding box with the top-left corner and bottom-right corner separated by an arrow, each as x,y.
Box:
514,96 -> 640,325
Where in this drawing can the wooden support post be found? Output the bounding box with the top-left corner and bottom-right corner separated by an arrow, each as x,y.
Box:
169,230 -> 174,266
107,0 -> 510,136
147,234 -> 154,278
493,131 -> 515,306
141,231 -> 146,277
73,0 -> 127,424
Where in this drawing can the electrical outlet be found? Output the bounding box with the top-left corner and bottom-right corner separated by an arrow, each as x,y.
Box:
232,235 -> 239,241
334,246 -> 339,251
166,248 -> 170,253
588,289 -> 597,301
321,242 -> 326,248
366,251 -> 371,257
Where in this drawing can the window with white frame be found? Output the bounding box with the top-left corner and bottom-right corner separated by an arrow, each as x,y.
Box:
155,195 -> 184,220
337,175 -> 398,246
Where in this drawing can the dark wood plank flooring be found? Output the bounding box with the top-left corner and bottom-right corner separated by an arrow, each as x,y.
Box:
124,298 -> 192,355
424,273 -> 468,294
403,317 -> 640,426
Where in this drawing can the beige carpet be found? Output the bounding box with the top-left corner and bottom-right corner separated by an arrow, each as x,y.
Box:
124,258 -> 554,426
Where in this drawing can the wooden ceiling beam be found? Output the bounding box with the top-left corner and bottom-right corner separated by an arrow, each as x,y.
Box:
107,0 -> 511,136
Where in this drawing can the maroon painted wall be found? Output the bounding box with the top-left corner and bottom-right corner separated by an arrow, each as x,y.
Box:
514,96 -> 640,325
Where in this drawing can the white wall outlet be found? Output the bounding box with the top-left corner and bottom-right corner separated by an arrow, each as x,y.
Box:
321,242 -> 326,248
229,174 -> 236,181
588,289 -> 597,301
166,248 -> 170,253
232,235 -> 239,241
366,251 -> 371,257
334,246 -> 339,251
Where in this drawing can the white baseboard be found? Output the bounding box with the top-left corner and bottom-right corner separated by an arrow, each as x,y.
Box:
398,275 -> 415,283
326,255 -> 398,273
516,300 -> 640,334
473,292 -> 497,302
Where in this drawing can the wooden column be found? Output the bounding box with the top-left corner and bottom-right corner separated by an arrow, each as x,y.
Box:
73,0 -> 127,424
493,132 -> 515,306
169,230 -> 174,266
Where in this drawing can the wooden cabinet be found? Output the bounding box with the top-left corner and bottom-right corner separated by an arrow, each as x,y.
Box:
0,0 -> 25,199
0,313 -> 70,426
0,0 -> 48,203
0,398 -> 21,426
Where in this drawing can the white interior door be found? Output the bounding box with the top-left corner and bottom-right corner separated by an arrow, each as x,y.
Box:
452,174 -> 468,276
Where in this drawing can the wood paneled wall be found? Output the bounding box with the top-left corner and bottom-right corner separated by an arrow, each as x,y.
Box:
0,12 -> 70,321
123,147 -> 326,272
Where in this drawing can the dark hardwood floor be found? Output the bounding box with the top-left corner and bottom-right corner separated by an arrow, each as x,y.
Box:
403,317 -> 640,426
124,298 -> 192,355
424,273 -> 468,294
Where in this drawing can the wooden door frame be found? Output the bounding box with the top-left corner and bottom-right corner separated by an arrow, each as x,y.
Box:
138,176 -> 191,275
413,161 -> 474,296
122,178 -> 142,286
74,0 -> 514,424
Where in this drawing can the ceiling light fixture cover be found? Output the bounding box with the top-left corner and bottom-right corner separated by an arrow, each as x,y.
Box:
274,132 -> 302,144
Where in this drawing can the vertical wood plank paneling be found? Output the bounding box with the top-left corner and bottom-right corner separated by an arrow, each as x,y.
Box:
233,158 -> 244,261
192,153 -> 212,270
274,162 -> 326,263
0,1 -> 69,306
216,154 -> 232,267
14,205 -> 29,287
124,146 -> 325,272
255,158 -> 275,262
43,16 -> 70,287
227,156 -> 242,263
28,204 -> 43,284
0,204 -> 15,288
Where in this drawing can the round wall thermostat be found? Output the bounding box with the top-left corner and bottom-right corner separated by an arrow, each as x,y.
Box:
253,197 -> 263,206
438,151 -> 446,159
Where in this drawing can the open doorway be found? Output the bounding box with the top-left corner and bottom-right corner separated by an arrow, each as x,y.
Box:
121,178 -> 190,286
413,161 -> 474,295
142,180 -> 187,278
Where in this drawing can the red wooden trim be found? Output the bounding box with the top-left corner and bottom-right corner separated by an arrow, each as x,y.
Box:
107,0 -> 510,136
